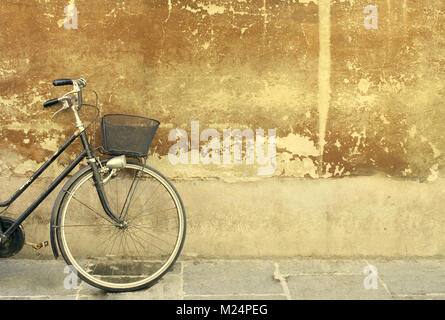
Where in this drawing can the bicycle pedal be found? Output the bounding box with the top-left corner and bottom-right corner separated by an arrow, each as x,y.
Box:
25,241 -> 49,250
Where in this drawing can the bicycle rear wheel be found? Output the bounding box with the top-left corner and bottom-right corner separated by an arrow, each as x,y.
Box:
55,161 -> 186,292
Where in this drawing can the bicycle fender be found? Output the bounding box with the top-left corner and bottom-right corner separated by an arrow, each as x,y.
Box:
50,165 -> 92,259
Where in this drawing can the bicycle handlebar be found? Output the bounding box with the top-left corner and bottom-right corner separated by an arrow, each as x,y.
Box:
43,98 -> 60,108
43,78 -> 87,108
53,79 -> 73,86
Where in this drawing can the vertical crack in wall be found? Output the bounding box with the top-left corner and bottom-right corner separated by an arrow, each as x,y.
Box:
317,0 -> 331,177
158,0 -> 172,65
383,0 -> 392,73
165,0 -> 172,23
402,0 -> 407,24
262,0 -> 268,44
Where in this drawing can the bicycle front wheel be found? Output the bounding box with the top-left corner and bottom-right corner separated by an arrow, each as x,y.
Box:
55,161 -> 186,292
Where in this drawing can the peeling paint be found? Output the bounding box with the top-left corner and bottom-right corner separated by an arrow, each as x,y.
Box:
358,78 -> 372,94
277,133 -> 318,157
0,0 -> 444,181
196,3 -> 226,15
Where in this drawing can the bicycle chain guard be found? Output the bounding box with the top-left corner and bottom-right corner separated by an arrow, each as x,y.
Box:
0,217 -> 25,258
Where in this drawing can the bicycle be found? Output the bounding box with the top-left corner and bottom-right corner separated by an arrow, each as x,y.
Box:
0,78 -> 186,292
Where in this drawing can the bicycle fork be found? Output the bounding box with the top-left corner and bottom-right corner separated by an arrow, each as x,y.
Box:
73,103 -> 123,226
79,132 -> 125,225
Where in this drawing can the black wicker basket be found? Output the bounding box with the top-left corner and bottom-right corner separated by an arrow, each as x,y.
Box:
100,114 -> 160,158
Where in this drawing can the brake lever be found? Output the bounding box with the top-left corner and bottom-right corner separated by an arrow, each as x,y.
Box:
51,96 -> 77,120
51,101 -> 70,120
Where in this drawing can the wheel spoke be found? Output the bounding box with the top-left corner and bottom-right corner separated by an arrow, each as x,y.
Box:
129,229 -> 168,254
131,224 -> 175,249
128,184 -> 163,220
67,191 -> 116,225
54,223 -> 116,228
126,230 -> 144,257
95,227 -> 121,254
128,207 -> 177,222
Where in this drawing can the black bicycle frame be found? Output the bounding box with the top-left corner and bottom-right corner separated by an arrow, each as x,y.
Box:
0,130 -> 118,240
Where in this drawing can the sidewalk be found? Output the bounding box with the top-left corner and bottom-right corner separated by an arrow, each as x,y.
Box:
1,258 -> 445,300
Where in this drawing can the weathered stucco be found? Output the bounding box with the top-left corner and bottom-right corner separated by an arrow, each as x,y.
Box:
0,0 -> 441,180
0,0 -> 445,258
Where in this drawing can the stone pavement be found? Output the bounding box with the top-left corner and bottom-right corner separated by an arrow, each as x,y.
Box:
1,258 -> 445,300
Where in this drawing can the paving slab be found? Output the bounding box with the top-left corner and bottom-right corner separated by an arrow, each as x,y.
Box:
184,294 -> 287,300
286,274 -> 391,300
2,258 -> 445,300
368,259 -> 445,296
0,260 -> 74,298
0,295 -> 78,300
390,294 -> 445,300
77,274 -> 183,300
183,260 -> 283,296
276,258 -> 365,275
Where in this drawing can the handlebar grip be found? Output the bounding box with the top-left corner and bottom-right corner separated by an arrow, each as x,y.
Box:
53,79 -> 73,86
43,98 -> 60,108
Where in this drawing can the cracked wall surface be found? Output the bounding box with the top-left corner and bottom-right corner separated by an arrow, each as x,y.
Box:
0,0 -> 444,180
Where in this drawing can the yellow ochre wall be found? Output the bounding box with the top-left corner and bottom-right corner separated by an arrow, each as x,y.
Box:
0,0 -> 444,258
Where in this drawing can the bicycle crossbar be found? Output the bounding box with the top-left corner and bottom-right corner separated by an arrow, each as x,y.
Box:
0,134 -> 79,208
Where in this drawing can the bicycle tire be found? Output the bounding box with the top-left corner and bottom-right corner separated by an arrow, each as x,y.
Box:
54,160 -> 186,292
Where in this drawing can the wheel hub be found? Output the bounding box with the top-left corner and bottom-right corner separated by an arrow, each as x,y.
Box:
117,221 -> 129,230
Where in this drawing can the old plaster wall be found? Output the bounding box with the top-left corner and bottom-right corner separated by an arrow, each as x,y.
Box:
0,0 -> 444,258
